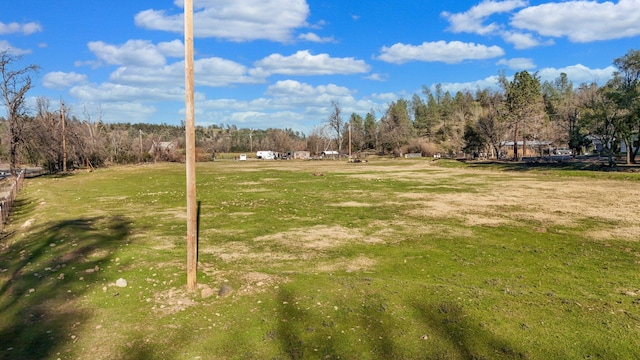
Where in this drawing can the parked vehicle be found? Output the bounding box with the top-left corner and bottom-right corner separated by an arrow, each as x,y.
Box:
553,148 -> 572,156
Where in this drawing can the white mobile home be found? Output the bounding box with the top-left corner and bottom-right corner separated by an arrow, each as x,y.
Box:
256,150 -> 277,160
321,150 -> 339,159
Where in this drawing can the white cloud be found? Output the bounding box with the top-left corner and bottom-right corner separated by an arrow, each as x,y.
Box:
156,40 -> 185,58
87,40 -> 175,67
365,73 -> 388,82
501,31 -> 553,49
442,0 -> 527,35
253,50 -> 371,76
436,64 -> 616,94
43,71 -> 88,89
227,110 -> 305,129
0,40 -> 31,55
109,56 -> 262,88
108,65 -> 179,86
435,75 -> 504,94
70,83 -> 184,102
511,0 -> 640,42
135,0 -> 310,42
201,99 -> 258,111
195,79 -> 384,132
99,102 -> 158,123
297,32 -> 336,43
201,80 -> 360,118
536,64 -> 616,85
0,21 -> 42,35
265,80 -> 353,105
496,57 -> 536,70
378,41 -> 504,64
195,57 -> 265,86
371,92 -> 399,102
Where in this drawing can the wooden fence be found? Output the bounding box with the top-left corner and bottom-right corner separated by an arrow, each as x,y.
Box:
0,170 -> 25,232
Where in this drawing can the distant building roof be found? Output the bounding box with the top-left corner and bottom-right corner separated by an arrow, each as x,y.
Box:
500,140 -> 553,147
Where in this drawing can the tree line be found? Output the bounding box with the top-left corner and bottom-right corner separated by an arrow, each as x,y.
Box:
324,49 -> 640,166
2,49 -> 639,174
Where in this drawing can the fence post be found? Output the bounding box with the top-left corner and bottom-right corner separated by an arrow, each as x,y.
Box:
0,169 -> 27,231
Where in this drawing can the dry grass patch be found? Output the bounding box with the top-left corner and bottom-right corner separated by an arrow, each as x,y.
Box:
145,235 -> 178,250
201,241 -> 299,262
329,201 -> 372,207
399,173 -> 640,238
586,226 -> 640,241
316,255 -> 377,273
236,187 -> 270,193
154,208 -> 188,220
254,225 -> 362,250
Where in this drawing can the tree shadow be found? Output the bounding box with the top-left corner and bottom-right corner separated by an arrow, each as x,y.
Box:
0,197 -> 131,360
463,158 -> 632,173
272,286 -> 530,360
411,300 -> 529,359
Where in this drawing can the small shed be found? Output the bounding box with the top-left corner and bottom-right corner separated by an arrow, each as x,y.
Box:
149,141 -> 177,155
294,151 -> 310,160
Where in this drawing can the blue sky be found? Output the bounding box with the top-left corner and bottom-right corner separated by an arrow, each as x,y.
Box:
2,0 -> 638,134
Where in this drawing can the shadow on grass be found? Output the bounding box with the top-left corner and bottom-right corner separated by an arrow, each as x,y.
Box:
0,197 -> 131,360
461,158 -> 640,174
412,301 -> 528,359
273,286 -> 528,360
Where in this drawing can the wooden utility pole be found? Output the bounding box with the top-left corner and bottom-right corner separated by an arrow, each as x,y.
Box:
61,101 -> 67,172
139,129 -> 143,162
348,122 -> 352,161
184,0 -> 197,292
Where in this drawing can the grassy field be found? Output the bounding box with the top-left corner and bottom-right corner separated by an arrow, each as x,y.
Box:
1,158 -> 639,359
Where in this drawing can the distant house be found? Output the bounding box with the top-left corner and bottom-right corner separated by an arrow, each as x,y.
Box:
585,135 -> 604,154
294,151 -> 310,160
619,134 -> 639,154
500,140 -> 553,157
149,141 -> 177,155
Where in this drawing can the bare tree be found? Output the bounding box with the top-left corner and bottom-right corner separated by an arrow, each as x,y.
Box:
0,50 -> 39,175
23,97 -> 63,171
327,101 -> 344,155
308,125 -> 332,155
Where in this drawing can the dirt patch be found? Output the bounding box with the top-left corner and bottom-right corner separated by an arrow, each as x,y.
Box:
316,255 -> 377,273
201,241 -> 299,262
237,272 -> 288,295
152,287 -> 197,314
254,225 -> 361,250
330,201 -> 372,207
199,266 -> 290,297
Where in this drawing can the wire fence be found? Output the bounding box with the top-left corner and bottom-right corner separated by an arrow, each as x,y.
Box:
0,169 -> 26,232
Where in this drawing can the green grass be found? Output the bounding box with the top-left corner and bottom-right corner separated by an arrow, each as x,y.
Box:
1,159 -> 639,359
